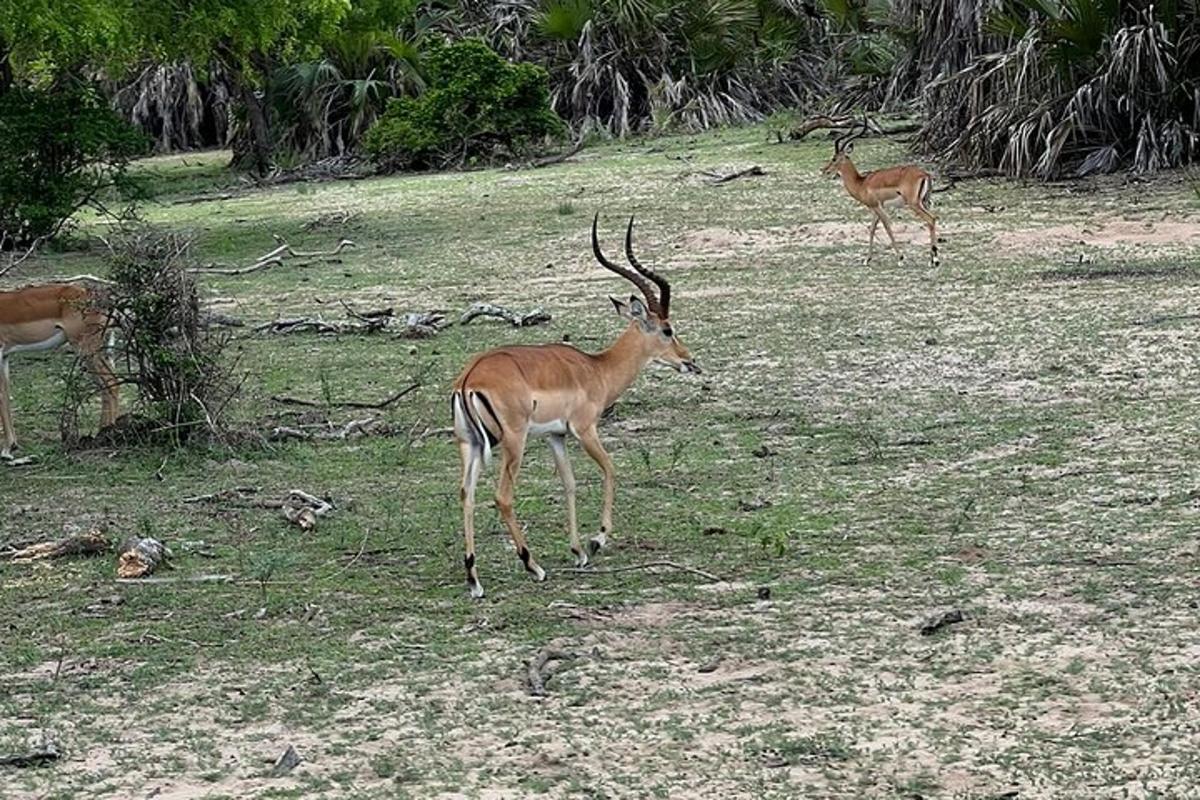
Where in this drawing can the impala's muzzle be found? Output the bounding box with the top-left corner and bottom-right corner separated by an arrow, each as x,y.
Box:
680,360 -> 702,375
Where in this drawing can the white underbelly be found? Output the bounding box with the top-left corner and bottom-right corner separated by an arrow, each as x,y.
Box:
1,330 -> 67,357
528,418 -> 568,437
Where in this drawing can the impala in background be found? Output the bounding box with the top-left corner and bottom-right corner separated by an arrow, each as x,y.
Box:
0,279 -> 119,459
823,116 -> 940,267
450,214 -> 700,598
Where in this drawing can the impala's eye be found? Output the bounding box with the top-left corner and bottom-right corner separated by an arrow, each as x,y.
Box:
662,327 -> 673,338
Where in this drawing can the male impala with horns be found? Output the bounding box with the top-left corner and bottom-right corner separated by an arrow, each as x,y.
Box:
451,214 -> 700,598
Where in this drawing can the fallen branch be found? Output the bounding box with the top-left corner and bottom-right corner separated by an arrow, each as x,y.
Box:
201,311 -> 245,328
522,135 -> 585,169
256,309 -> 446,337
272,383 -> 420,412
10,530 -> 110,562
460,303 -> 551,327
0,744 -> 60,768
563,560 -> 722,582
117,537 -> 171,578
191,237 -> 355,276
527,649 -> 577,697
702,166 -> 766,184
783,114 -> 854,142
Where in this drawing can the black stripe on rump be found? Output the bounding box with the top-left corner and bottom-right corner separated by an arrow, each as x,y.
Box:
473,392 -> 503,447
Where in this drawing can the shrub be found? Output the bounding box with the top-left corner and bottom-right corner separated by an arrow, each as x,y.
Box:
0,86 -> 147,248
61,229 -> 239,449
364,38 -> 565,170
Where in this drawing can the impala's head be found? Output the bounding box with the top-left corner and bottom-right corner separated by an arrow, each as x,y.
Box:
592,214 -> 700,375
822,115 -> 869,176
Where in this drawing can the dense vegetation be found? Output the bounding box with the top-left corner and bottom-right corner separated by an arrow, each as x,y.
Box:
0,0 -> 1197,246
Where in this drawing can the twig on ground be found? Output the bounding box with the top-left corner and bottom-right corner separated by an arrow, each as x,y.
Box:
527,649 -> 578,697
271,383 -> 419,411
701,166 -> 766,184
563,560 -> 722,582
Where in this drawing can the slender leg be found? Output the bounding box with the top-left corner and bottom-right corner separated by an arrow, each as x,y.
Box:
496,433 -> 545,581
873,206 -> 902,263
0,356 -> 13,459
575,426 -> 615,556
912,205 -> 939,266
86,352 -> 120,428
459,439 -> 485,598
864,217 -> 880,265
547,434 -> 586,567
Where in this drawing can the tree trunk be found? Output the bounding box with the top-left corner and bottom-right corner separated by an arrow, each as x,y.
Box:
222,48 -> 274,176
239,80 -> 272,176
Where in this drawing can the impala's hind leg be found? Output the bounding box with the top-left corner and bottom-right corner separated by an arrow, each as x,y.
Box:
497,433 -> 545,582
548,434 -> 586,567
459,439 -> 485,598
911,204 -> 939,267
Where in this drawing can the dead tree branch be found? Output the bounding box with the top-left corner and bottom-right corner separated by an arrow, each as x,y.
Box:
191,237 -> 355,276
460,303 -> 551,327
702,166 -> 766,184
10,530 -> 110,562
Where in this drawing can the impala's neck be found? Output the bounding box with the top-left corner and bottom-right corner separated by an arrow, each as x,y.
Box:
838,158 -> 866,198
594,323 -> 656,407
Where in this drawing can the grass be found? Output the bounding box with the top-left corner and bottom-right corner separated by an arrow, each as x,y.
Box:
2,125 -> 1200,798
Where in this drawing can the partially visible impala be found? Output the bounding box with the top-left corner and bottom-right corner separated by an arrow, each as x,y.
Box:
823,116 -> 940,267
0,279 -> 119,459
451,214 -> 700,598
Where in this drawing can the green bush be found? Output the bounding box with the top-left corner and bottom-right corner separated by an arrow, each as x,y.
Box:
0,86 -> 146,248
364,38 -> 565,170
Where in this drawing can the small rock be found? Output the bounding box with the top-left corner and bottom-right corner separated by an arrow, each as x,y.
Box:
756,587 -> 771,601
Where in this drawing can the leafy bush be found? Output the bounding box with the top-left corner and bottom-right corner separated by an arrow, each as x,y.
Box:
0,86 -> 146,248
364,38 -> 565,170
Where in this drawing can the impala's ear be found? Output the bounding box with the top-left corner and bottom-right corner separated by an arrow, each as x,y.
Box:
610,295 -> 650,322
844,141 -> 854,154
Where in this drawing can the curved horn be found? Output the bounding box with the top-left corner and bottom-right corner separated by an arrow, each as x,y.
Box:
592,213 -> 660,315
624,216 -> 671,318
834,114 -> 869,152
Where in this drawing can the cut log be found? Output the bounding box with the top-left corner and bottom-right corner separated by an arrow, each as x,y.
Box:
282,490 -> 334,531
116,537 -> 171,578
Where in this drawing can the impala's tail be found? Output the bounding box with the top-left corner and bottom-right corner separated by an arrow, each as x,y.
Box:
451,389 -> 499,465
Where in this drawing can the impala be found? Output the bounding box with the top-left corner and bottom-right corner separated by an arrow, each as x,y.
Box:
823,116 -> 939,267
451,214 -> 700,598
0,279 -> 119,459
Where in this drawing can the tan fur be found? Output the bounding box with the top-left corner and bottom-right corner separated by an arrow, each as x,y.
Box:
451,220 -> 698,597
823,151 -> 940,265
0,282 -> 119,457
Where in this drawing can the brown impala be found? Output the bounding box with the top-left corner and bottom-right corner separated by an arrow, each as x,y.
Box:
823,116 -> 940,266
451,214 -> 700,598
0,278 -> 119,459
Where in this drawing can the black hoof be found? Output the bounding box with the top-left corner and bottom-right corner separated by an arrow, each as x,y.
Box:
587,538 -> 603,557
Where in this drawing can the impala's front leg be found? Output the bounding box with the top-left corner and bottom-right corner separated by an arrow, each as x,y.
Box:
497,434 -> 545,582
547,435 -> 586,567
577,426 -> 615,556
